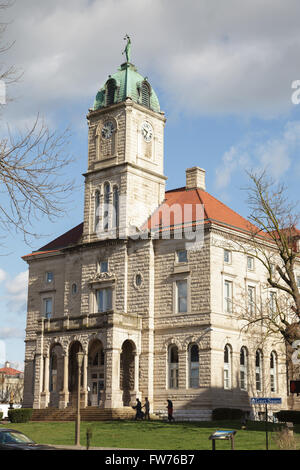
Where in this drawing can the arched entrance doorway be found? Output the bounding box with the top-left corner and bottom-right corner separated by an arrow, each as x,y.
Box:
68,341 -> 83,406
88,339 -> 105,407
120,340 -> 135,406
49,343 -> 63,407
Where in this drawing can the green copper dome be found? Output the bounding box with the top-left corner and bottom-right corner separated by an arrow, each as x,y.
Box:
93,62 -> 160,113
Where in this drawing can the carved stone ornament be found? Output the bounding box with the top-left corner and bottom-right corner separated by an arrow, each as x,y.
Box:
89,271 -> 116,285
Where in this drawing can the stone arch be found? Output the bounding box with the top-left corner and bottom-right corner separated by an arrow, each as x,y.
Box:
120,339 -> 136,406
68,340 -> 83,393
49,342 -> 64,406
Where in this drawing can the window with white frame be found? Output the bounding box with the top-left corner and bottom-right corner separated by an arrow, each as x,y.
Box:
45,272 -> 53,283
247,256 -> 254,271
96,287 -> 112,313
224,249 -> 231,264
103,182 -> 110,231
94,190 -> 100,232
297,275 -> 300,290
112,186 -> 119,229
43,298 -> 53,318
98,260 -> 108,273
224,280 -> 233,313
189,344 -> 199,388
168,345 -> 179,389
247,285 -> 256,315
270,351 -> 277,393
255,350 -> 263,392
224,344 -> 232,389
177,250 -> 188,263
240,347 -> 248,391
176,280 -> 187,313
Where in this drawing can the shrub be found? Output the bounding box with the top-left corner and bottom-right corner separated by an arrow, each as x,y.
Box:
274,427 -> 296,450
212,408 -> 245,420
7,408 -> 33,423
274,410 -> 300,424
0,411 -> 3,420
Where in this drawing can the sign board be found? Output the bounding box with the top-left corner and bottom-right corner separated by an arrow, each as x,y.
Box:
250,397 -> 282,405
209,430 -> 236,440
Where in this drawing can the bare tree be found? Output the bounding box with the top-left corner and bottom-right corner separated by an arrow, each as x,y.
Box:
0,1 -> 75,243
242,170 -> 300,345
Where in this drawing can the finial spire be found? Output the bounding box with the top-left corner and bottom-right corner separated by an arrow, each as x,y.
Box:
123,34 -> 131,63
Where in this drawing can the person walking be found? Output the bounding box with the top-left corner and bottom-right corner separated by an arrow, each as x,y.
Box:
133,398 -> 143,420
167,399 -> 175,422
143,397 -> 150,420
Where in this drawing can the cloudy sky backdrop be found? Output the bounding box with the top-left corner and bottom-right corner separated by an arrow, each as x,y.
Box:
1,0 -> 300,368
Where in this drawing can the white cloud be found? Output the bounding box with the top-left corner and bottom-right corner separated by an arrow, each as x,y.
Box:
215,120 -> 300,190
1,0 -> 300,122
0,269 -> 6,283
2,270 -> 28,314
0,327 -> 24,340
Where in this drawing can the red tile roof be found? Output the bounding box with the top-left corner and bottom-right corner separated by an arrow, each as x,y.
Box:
23,187 -> 273,258
0,367 -> 22,376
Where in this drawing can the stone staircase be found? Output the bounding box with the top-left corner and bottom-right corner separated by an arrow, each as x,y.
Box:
31,407 -> 136,422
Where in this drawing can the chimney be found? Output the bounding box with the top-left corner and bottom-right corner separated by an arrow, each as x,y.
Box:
185,167 -> 206,191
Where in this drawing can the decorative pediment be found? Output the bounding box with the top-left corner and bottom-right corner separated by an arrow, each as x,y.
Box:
89,271 -> 116,285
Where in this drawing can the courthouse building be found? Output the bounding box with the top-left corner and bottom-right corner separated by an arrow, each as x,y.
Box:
22,45 -> 290,420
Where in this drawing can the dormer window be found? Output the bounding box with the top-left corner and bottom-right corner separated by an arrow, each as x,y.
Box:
141,81 -> 150,108
106,79 -> 116,106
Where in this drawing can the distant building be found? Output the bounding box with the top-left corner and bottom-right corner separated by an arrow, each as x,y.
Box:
0,361 -> 24,404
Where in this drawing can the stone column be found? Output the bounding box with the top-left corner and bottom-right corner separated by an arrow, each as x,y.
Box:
130,352 -> 141,403
59,353 -> 69,409
82,352 -> 88,407
104,347 -> 123,408
41,354 -> 50,408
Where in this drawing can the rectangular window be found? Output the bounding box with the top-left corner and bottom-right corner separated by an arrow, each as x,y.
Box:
43,298 -> 52,318
177,250 -> 188,263
297,276 -> 300,289
224,280 -> 233,313
98,261 -> 108,273
247,286 -> 256,315
169,367 -> 179,389
224,249 -> 231,264
46,272 -> 53,283
176,280 -> 187,313
96,288 -> 112,313
247,256 -> 254,271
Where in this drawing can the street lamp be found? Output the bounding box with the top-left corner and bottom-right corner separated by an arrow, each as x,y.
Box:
75,351 -> 84,446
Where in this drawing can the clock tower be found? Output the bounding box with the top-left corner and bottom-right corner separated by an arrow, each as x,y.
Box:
82,40 -> 167,243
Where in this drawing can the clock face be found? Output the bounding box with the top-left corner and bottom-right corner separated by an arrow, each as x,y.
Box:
141,121 -> 153,142
101,121 -> 114,139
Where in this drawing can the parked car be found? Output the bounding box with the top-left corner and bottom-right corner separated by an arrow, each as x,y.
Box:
0,428 -> 57,450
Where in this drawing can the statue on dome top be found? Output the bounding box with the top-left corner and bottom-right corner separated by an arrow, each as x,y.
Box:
123,34 -> 131,63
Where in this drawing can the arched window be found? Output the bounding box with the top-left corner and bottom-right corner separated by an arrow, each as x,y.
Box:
94,190 -> 100,232
103,183 -> 110,231
189,344 -> 199,388
255,350 -> 263,392
168,345 -> 179,389
141,81 -> 150,108
224,344 -> 232,390
106,79 -> 116,106
112,186 -> 119,229
270,351 -> 277,392
240,347 -> 248,391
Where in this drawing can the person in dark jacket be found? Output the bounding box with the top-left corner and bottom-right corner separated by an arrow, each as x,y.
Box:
167,400 -> 175,422
143,397 -> 150,420
133,398 -> 143,420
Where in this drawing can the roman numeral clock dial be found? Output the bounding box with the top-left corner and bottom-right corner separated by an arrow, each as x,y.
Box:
141,121 -> 153,142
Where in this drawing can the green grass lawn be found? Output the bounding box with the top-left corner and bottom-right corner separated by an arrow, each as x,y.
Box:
2,420 -> 300,450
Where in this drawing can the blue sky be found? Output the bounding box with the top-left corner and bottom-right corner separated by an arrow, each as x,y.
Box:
0,0 -> 300,368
